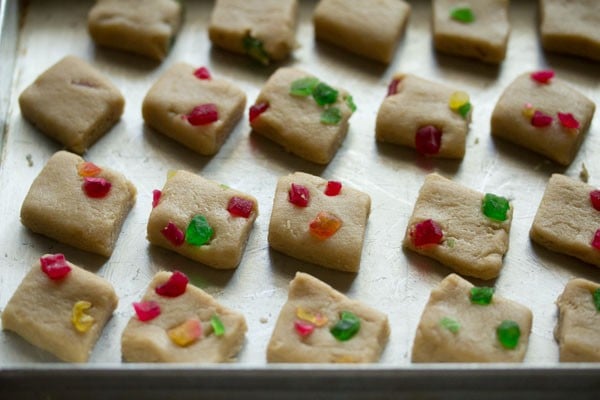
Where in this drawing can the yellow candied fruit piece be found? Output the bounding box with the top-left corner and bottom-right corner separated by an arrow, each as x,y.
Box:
168,318 -> 203,347
448,91 -> 470,110
522,103 -> 535,119
77,162 -> 102,177
309,211 -> 342,240
296,307 -> 328,327
167,170 -> 177,180
71,301 -> 95,333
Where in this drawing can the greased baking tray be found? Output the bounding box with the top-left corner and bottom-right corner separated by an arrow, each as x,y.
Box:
1,0 -> 599,398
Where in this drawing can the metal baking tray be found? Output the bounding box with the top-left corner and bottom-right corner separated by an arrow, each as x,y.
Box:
1,0 -> 599,397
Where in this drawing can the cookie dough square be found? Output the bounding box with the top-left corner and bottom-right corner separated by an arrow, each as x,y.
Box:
530,174 -> 600,266
268,172 -> 371,272
1,254 -> 118,363
88,0 -> 183,60
20,151 -> 136,257
18,56 -> 124,154
121,271 -> 247,363
267,272 -> 390,363
313,0 -> 411,63
403,173 -> 513,280
491,72 -> 595,166
540,0 -> 600,62
375,73 -> 471,159
142,63 -> 246,156
250,67 -> 355,164
147,170 -> 258,269
555,278 -> 600,362
432,0 -> 510,63
208,0 -> 298,64
412,274 -> 532,363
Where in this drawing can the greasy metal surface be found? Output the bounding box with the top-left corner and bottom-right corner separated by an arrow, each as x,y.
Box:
0,0 -> 599,371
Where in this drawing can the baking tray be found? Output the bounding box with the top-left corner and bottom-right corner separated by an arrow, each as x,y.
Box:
1,0 -> 599,398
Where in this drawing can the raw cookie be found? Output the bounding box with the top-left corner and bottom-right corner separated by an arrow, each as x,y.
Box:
412,273 -> 533,362
432,0 -> 510,63
208,0 -> 298,64
18,56 -> 124,154
376,73 -> 471,159
403,173 -> 513,280
121,270 -> 247,363
540,0 -> 600,62
20,151 -> 136,257
147,170 -> 258,269
555,278 -> 600,362
249,67 -> 356,164
530,174 -> 600,267
1,254 -> 118,363
142,63 -> 246,156
267,272 -> 390,363
268,172 -> 370,272
491,71 -> 595,166
313,0 -> 411,63
88,0 -> 183,60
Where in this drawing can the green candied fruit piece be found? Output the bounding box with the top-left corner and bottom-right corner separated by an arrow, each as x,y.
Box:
242,35 -> 270,65
320,107 -> 342,125
458,102 -> 471,118
440,317 -> 460,333
211,315 -> 225,336
290,77 -> 320,96
496,320 -> 521,349
312,82 -> 338,106
450,7 -> 475,23
470,286 -> 494,305
330,311 -> 360,341
482,193 -> 510,222
593,288 -> 600,311
185,215 -> 214,246
345,95 -> 357,112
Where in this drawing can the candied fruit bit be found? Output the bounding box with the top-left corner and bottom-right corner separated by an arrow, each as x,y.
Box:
242,35 -> 270,65
155,270 -> 189,297
77,161 -> 101,177
227,196 -> 254,218
71,301 -> 95,333
387,79 -> 400,97
325,181 -> 342,196
312,82 -> 338,106
496,320 -> 521,349
415,125 -> 442,155
482,193 -> 510,222
530,70 -> 555,84
458,102 -> 471,118
593,288 -> 600,312
185,103 -> 218,126
294,320 -> 315,337
249,102 -> 269,123
440,317 -> 460,333
133,301 -> 161,322
296,307 -> 328,327
592,229 -> 600,250
40,254 -> 72,280
450,7 -> 475,23
161,222 -> 185,246
193,66 -> 211,80
309,211 -> 342,240
288,183 -> 310,207
557,112 -> 580,130
83,177 -> 111,198
185,215 -> 214,246
152,189 -> 162,208
320,107 -> 342,125
531,110 -> 553,127
330,311 -> 360,341
522,103 -> 535,119
410,219 -> 443,247
470,286 -> 494,305
345,95 -> 357,112
211,315 -> 225,336
168,318 -> 202,347
590,190 -> 600,211
290,77 -> 319,96
449,91 -> 470,110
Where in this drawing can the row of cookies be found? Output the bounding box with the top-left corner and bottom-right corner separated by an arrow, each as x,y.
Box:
87,0 -> 600,65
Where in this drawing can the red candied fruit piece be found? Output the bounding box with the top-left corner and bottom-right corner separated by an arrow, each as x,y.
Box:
530,70 -> 555,84
193,66 -> 211,80
557,112 -> 580,130
133,301 -> 161,322
294,320 -> 315,337
324,181 -> 342,196
227,196 -> 254,218
185,103 -> 219,126
593,229 -> 600,250
161,222 -> 185,246
288,183 -> 310,207
155,271 -> 189,297
40,254 -> 72,280
83,177 -> 112,198
591,190 -> 600,211
531,111 -> 553,127
249,102 -> 269,123
387,79 -> 400,97
411,219 -> 444,247
152,189 -> 162,208
415,125 -> 442,155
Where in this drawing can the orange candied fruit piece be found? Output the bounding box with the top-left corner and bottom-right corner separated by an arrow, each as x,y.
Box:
168,318 -> 203,347
309,211 -> 342,240
77,161 -> 102,177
